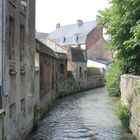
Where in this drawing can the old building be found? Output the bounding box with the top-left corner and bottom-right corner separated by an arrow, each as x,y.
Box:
0,1 -> 4,139
35,39 -> 56,118
0,0 -> 36,139
47,17 -> 112,61
55,52 -> 67,96
68,47 -> 87,91
36,36 -> 87,92
34,39 -> 67,119
38,17 -> 112,74
87,58 -> 112,75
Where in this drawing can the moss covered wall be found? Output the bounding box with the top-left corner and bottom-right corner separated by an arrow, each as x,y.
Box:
121,75 -> 140,139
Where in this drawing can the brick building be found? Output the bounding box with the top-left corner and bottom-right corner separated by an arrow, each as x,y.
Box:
0,0 -> 36,139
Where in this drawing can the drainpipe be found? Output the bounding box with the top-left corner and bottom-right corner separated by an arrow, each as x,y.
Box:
2,0 -> 8,96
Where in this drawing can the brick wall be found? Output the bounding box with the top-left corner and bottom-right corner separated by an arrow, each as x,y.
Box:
86,27 -> 113,60
86,27 -> 103,49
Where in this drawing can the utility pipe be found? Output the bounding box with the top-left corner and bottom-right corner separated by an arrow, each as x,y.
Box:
2,0 -> 8,96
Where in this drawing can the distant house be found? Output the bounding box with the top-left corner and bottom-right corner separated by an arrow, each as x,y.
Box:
47,16 -> 113,61
36,36 -> 87,91
68,47 -> 87,90
35,35 -> 69,54
87,58 -> 112,75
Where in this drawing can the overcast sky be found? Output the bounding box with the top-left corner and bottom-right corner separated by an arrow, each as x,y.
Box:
36,0 -> 110,33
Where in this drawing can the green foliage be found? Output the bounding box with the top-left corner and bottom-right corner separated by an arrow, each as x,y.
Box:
87,67 -> 101,76
99,0 -> 140,75
133,80 -> 140,95
105,60 -> 122,96
115,101 -> 130,128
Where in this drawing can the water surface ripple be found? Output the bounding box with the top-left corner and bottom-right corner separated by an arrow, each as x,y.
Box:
27,88 -> 135,140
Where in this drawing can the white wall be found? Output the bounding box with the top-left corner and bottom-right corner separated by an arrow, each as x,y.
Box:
87,60 -> 109,74
87,60 -> 106,68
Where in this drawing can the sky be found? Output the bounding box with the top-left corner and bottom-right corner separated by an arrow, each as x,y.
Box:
36,0 -> 110,33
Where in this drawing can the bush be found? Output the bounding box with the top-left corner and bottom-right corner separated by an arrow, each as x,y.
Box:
115,101 -> 130,128
105,60 -> 123,96
87,67 -> 101,76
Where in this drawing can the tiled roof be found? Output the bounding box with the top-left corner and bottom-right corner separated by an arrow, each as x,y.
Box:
36,39 -> 54,57
48,20 -> 97,45
70,47 -> 86,62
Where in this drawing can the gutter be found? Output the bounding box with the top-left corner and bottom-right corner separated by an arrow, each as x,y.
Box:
2,0 -> 8,96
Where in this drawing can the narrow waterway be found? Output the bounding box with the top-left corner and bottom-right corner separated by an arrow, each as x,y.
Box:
27,88 -> 135,140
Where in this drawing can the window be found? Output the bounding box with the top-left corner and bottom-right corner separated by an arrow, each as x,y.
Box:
20,24 -> 25,61
61,37 -> 66,43
85,71 -> 87,77
73,34 -> 79,43
9,103 -> 16,119
21,98 -> 25,117
60,64 -> 65,74
35,52 -> 40,71
79,67 -> 82,78
8,16 -> 15,60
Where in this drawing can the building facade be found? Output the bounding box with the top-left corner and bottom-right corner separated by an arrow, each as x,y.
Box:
34,39 -> 68,120
67,47 -> 87,91
36,36 -> 87,92
35,39 -> 56,115
0,0 -> 36,139
47,17 -> 113,63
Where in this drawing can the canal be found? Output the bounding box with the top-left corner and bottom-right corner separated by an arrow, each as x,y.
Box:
27,88 -> 135,140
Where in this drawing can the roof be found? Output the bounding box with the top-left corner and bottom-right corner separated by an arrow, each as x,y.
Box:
36,38 -> 54,57
36,32 -> 48,40
48,20 -> 97,45
89,58 -> 112,65
70,47 -> 86,62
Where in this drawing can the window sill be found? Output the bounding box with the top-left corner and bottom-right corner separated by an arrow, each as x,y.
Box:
9,60 -> 17,75
9,70 -> 17,75
20,62 -> 26,74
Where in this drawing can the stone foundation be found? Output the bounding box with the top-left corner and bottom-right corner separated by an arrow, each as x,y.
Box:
120,74 -> 140,139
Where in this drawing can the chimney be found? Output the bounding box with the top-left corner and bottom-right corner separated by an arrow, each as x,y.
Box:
56,23 -> 60,29
77,20 -> 83,26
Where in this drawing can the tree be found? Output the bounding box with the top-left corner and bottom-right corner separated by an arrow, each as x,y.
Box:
99,0 -> 140,75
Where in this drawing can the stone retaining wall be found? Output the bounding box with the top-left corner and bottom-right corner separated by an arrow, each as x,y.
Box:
120,74 -> 140,139
87,75 -> 105,89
